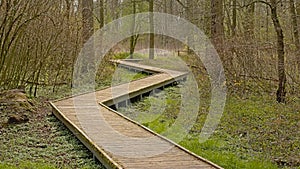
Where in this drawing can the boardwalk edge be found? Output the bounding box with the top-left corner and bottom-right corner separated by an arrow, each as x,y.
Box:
100,103 -> 224,169
50,102 -> 123,169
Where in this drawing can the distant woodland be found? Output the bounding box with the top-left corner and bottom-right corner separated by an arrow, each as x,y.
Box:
0,0 -> 299,102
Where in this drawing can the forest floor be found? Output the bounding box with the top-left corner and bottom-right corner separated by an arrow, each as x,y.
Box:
0,89 -> 104,169
118,53 -> 300,169
0,64 -> 148,169
0,53 -> 299,169
119,86 -> 300,169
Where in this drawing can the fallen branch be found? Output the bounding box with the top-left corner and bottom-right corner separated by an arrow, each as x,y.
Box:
24,80 -> 68,87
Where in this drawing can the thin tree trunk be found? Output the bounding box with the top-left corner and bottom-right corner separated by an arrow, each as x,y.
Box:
112,0 -> 119,20
186,0 -> 194,54
266,5 -> 270,41
270,0 -> 286,103
98,0 -> 104,29
297,1 -> 300,67
289,0 -> 300,66
130,0 -> 136,59
211,0 -> 224,52
82,0 -> 94,43
162,0 -> 167,48
296,0 -> 300,17
244,1 -> 255,76
81,0 -> 94,76
149,0 -> 155,59
232,0 -> 237,37
111,0 -> 120,30
245,1 -> 255,39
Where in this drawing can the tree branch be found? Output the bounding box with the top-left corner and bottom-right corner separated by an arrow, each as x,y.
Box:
175,0 -> 187,9
239,0 -> 272,9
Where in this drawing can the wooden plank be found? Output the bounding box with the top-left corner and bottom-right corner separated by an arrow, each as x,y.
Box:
50,61 -> 223,169
50,102 -> 123,169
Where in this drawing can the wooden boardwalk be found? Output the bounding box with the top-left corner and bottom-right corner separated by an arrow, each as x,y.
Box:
51,60 -> 223,169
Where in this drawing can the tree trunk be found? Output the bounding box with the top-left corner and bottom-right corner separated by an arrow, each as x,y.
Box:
169,0 -> 173,14
244,1 -> 255,39
112,0 -> 119,20
186,0 -> 194,54
98,0 -> 104,29
243,1 -> 255,76
232,0 -> 237,37
297,1 -> 300,67
211,0 -> 224,52
82,0 -> 94,43
162,0 -> 167,48
266,5 -> 270,41
149,0 -> 155,59
111,0 -> 120,30
130,0 -> 137,59
289,0 -> 300,66
270,0 -> 286,103
81,0 -> 94,75
296,0 -> 300,19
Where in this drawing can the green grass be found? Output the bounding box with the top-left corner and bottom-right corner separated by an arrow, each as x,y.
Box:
111,67 -> 148,86
32,60 -> 147,100
0,97 -> 104,168
119,86 -> 300,168
180,138 -> 279,169
0,161 -> 98,169
117,56 -> 300,169
0,162 -> 57,169
3,53 -> 299,168
0,59 -> 149,169
112,52 -> 144,60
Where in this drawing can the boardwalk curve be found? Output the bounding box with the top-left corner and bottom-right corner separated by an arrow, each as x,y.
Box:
50,60 -> 223,169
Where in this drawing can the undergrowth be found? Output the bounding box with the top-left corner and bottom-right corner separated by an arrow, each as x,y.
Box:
117,54 -> 300,169
0,100 -> 104,169
119,84 -> 300,169
2,53 -> 299,168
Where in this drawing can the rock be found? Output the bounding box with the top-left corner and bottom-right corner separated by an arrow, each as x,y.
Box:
7,114 -> 29,124
0,89 -> 33,126
0,89 -> 27,102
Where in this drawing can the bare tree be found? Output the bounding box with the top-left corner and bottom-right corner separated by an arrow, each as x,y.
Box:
97,0 -> 104,29
232,0 -> 237,37
289,0 -> 300,66
210,0 -> 226,73
129,0 -> 139,59
0,0 -> 52,90
211,0 -> 224,46
269,0 -> 286,102
82,0 -> 94,43
149,0 -> 155,59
